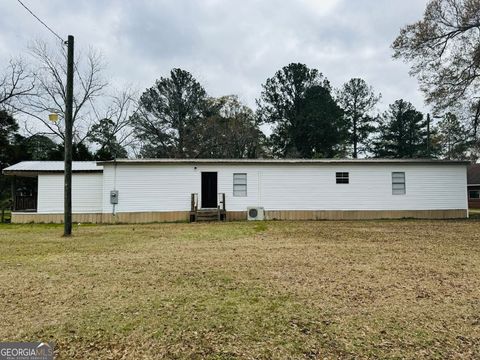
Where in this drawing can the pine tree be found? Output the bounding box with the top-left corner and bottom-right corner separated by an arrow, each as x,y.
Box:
257,63 -> 346,158
337,78 -> 380,158
437,113 -> 469,160
373,100 -> 429,158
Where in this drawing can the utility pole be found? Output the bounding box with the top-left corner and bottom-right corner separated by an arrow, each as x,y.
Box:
426,113 -> 431,157
64,35 -> 74,236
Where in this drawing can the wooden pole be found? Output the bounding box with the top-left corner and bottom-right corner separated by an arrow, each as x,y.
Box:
427,113 -> 431,157
64,35 -> 74,236
11,175 -> 16,212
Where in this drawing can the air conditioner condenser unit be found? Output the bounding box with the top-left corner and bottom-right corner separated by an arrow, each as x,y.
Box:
247,207 -> 265,221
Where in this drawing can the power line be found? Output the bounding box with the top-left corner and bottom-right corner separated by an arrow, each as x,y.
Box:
16,0 -> 64,42
17,0 -> 102,122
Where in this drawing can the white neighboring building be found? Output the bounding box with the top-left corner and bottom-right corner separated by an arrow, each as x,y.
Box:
3,159 -> 469,223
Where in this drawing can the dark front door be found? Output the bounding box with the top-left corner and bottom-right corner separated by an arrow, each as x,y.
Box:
201,172 -> 218,208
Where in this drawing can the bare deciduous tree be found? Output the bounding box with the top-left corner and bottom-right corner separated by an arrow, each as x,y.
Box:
0,58 -> 35,110
89,88 -> 138,158
392,0 -> 480,136
16,40 -> 108,143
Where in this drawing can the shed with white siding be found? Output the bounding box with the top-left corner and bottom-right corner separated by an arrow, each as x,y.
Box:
3,159 -> 469,223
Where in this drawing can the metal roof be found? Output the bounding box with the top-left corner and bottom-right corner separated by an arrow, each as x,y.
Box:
3,159 -> 469,177
98,158 -> 470,165
468,164 -> 480,185
2,161 -> 103,176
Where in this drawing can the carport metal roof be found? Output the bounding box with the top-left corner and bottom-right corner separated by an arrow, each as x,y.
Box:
2,161 -> 103,176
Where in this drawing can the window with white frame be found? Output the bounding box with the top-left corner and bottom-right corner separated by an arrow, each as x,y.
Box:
469,190 -> 480,199
233,173 -> 247,197
392,172 -> 406,195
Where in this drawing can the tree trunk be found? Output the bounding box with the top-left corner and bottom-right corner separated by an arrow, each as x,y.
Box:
353,116 -> 358,159
352,100 -> 358,159
177,118 -> 184,158
474,101 -> 480,140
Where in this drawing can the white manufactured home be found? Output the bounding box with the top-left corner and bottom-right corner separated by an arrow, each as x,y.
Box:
3,159 -> 469,223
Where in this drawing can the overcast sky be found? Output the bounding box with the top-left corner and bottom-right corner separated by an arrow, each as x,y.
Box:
2,0 -> 429,113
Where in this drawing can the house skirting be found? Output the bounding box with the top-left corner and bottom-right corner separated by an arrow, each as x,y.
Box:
264,209 -> 468,220
11,211 -> 189,224
11,209 -> 468,224
12,212 -> 105,224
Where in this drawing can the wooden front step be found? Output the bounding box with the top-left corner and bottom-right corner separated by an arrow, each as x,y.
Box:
196,210 -> 219,222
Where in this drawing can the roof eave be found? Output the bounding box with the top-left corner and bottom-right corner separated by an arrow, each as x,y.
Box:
97,159 -> 471,166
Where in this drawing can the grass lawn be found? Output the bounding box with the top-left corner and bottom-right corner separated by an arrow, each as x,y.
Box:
0,220 -> 479,359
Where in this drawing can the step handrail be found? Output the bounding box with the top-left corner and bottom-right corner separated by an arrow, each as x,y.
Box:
218,193 -> 226,211
191,193 -> 198,212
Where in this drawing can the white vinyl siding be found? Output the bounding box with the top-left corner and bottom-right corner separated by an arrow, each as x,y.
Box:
392,172 -> 406,195
100,163 -> 467,213
37,173 -> 103,213
233,173 -> 247,196
102,165 -> 198,213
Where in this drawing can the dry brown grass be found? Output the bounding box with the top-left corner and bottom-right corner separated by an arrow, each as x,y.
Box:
0,220 -> 479,359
